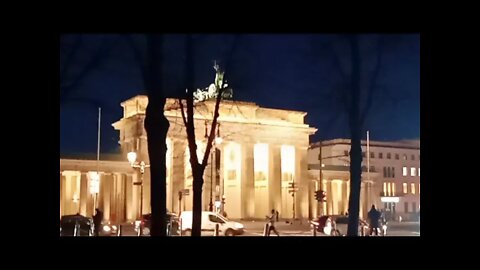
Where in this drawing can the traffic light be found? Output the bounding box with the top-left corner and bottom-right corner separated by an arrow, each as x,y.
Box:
315,190 -> 326,202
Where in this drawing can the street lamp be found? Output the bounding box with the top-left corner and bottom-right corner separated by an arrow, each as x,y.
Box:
127,151 -> 150,233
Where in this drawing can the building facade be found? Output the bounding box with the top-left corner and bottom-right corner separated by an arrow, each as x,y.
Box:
60,95 -> 317,222
308,139 -> 420,221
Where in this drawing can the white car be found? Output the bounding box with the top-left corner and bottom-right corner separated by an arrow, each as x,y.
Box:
179,211 -> 244,236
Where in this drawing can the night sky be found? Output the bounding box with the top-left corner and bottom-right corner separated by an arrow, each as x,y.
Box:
60,34 -> 419,155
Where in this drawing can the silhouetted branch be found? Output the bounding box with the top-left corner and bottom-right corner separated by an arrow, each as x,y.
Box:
60,36 -> 120,102
124,35 -> 147,88
60,35 -> 83,78
360,36 -> 384,127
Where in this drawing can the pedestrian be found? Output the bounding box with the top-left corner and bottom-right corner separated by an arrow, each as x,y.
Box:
275,210 -> 279,222
367,205 -> 381,236
266,209 -> 280,236
93,208 -> 103,236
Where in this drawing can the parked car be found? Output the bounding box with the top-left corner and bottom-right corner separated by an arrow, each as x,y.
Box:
135,211 -> 180,236
311,215 -> 334,235
60,214 -> 94,236
330,215 -> 370,236
100,222 -> 118,236
311,215 -> 371,236
179,211 -> 244,236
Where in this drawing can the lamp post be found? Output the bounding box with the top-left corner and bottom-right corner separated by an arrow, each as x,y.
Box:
127,151 -> 150,235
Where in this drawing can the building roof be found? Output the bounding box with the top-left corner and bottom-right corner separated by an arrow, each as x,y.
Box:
310,138 -> 420,150
60,153 -> 126,161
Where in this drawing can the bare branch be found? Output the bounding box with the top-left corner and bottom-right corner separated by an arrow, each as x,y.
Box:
60,35 -> 83,78
185,35 -> 199,168
124,35 -> 147,88
60,35 -> 120,101
360,36 -> 384,127
328,41 -> 348,83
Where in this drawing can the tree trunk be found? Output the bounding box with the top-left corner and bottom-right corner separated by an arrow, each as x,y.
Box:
144,34 -> 169,237
347,35 -> 362,236
192,167 -> 205,236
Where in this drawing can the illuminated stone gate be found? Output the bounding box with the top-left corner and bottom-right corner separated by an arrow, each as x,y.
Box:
113,95 -> 316,220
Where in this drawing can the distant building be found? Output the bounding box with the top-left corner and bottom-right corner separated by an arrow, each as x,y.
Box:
308,139 -> 420,221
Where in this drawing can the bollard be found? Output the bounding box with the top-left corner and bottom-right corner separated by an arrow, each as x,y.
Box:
179,219 -> 183,236
214,223 -> 220,236
263,224 -> 270,236
74,222 -> 79,237
137,225 -> 141,237
117,225 -> 122,236
313,224 -> 317,237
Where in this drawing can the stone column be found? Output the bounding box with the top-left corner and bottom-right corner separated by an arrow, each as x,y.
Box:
60,172 -> 65,218
131,173 -> 140,220
142,170 -> 151,216
342,180 -> 349,214
172,140 -> 185,215
295,146 -> 309,219
241,143 -> 254,219
269,145 -> 282,215
326,179 -> 333,215
125,174 -> 134,221
80,173 -> 88,216
103,174 -> 111,222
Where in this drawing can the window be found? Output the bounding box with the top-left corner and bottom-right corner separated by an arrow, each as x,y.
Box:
418,183 -> 420,194
395,153 -> 399,160
282,172 -> 293,181
403,167 -> 407,176
383,182 -> 387,195
227,170 -> 237,180
208,214 -> 225,223
391,183 -> 396,196
383,167 -> 387,178
370,166 -> 375,172
411,183 -> 416,194
362,152 -> 366,158
392,167 -> 395,178
418,168 -> 420,177
412,202 -> 417,213
387,153 -> 391,159
379,153 -> 383,159
404,202 -> 409,213
370,152 -> 375,158
255,171 -> 267,181
411,167 -> 416,176
403,183 -> 408,194
344,150 -> 349,156
387,182 -> 392,196
403,154 -> 407,160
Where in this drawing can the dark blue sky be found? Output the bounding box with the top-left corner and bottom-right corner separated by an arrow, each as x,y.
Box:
60,34 -> 419,154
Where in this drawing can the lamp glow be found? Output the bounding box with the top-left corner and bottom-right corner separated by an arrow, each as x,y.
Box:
127,151 -> 137,164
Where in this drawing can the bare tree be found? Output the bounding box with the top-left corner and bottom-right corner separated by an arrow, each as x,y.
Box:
179,35 -> 238,236
143,35 -> 169,236
313,34 -> 387,236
